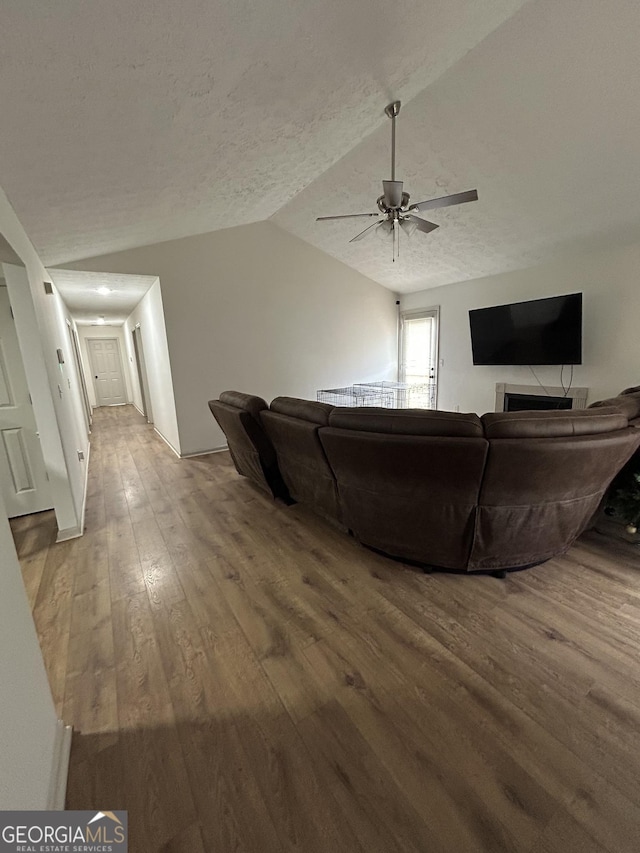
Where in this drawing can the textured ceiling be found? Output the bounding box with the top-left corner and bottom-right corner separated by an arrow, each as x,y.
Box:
2,0 -> 640,294
48,269 -> 157,324
0,0 -> 525,273
274,0 -> 640,291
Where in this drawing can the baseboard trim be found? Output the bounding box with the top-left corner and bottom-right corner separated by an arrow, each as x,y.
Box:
56,525 -> 84,542
77,441 -> 91,536
180,444 -> 228,458
153,430 -> 228,460
46,720 -> 72,810
154,427 -> 181,458
132,402 -> 151,422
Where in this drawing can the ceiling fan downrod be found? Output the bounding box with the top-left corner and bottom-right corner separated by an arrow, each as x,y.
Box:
384,100 -> 401,183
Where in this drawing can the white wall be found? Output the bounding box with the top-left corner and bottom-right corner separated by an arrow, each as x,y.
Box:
63,221 -> 398,455
401,240 -> 640,415
123,279 -> 179,451
0,491 -> 59,808
77,324 -> 134,409
46,283 -> 91,507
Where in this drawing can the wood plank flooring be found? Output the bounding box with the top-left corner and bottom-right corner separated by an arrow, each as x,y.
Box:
11,404 -> 640,852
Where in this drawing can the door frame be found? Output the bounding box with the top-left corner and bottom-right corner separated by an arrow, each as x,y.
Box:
131,324 -> 153,423
66,320 -> 91,433
86,336 -> 127,408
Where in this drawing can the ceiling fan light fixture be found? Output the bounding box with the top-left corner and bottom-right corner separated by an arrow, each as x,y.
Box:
399,218 -> 417,238
375,220 -> 394,241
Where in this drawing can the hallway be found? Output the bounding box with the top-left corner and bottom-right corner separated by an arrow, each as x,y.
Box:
12,405 -> 640,852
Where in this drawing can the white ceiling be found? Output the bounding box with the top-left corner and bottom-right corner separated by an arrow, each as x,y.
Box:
48,269 -> 157,324
2,0 -> 640,294
275,0 -> 640,291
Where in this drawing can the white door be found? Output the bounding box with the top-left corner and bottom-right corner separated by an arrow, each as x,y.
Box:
88,338 -> 127,406
399,308 -> 439,409
0,288 -> 53,517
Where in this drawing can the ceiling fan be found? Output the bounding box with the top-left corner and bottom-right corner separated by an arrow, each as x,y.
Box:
317,100 -> 478,261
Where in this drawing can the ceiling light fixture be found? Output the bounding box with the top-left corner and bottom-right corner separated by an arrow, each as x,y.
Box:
97,286 -> 111,295
97,316 -> 105,325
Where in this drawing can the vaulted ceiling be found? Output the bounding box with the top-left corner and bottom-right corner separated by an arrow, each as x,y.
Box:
2,0 -> 640,293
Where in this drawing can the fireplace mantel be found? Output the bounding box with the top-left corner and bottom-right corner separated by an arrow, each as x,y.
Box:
495,383 -> 588,412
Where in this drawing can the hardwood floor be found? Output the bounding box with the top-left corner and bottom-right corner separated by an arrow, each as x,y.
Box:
11,404 -> 640,852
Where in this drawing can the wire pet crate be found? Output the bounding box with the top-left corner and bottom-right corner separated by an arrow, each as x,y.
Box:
316,385 -> 395,408
317,381 -> 435,409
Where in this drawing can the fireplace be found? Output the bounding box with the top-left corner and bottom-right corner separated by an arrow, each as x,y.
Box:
504,392 -> 572,412
495,383 -> 588,412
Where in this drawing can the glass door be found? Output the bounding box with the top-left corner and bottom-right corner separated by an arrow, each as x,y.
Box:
399,307 -> 439,408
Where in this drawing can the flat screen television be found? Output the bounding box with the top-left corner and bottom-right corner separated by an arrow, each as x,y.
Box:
469,293 -> 582,366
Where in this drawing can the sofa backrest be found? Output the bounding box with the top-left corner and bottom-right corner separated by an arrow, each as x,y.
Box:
471,408 -> 639,570
328,407 -> 483,436
482,406 -> 628,438
208,391 -> 285,497
261,397 -> 341,521
589,391 -> 640,425
320,408 -> 488,569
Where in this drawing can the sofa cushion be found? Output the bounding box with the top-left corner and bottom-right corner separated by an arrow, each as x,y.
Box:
482,407 -> 627,439
328,407 -> 484,437
621,385 -> 640,395
270,396 -> 334,425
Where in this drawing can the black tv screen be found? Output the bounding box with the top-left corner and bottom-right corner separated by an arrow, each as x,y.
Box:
469,293 -> 582,365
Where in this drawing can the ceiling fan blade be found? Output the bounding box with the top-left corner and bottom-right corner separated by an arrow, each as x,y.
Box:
316,213 -> 378,221
407,215 -> 439,235
349,221 -> 380,243
408,189 -> 478,213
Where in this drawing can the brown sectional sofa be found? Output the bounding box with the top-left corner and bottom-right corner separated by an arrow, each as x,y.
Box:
208,388 -> 640,574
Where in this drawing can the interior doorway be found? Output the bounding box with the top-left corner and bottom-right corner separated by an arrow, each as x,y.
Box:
0,285 -> 53,517
87,337 -> 127,407
132,325 -> 152,423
